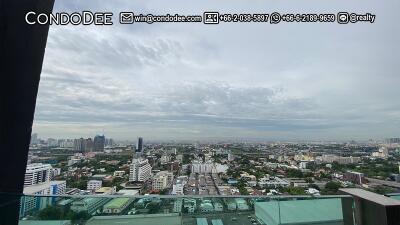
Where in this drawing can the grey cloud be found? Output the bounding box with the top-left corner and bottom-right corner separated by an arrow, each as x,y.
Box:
33,0 -> 400,141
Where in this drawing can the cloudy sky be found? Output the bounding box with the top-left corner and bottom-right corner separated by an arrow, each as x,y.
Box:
32,0 -> 400,141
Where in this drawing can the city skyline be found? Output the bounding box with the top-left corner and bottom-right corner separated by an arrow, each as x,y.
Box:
32,0 -> 400,141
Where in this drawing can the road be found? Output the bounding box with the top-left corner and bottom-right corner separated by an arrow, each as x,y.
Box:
210,173 -> 221,195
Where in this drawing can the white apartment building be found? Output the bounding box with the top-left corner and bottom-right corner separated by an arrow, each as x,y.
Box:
113,170 -> 125,177
160,155 -> 171,164
372,147 -> 389,158
191,162 -> 228,174
337,156 -> 361,164
20,180 -> 66,217
191,161 -> 214,174
129,158 -> 152,182
152,171 -> 174,191
258,177 -> 289,189
299,161 -> 309,169
321,154 -> 361,165
50,168 -> 61,179
24,163 -> 52,186
87,180 -> 102,191
172,183 -> 184,195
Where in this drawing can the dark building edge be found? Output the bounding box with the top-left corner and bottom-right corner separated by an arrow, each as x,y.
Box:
0,0 -> 55,224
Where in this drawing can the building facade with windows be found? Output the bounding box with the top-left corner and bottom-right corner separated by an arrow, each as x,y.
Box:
129,158 -> 152,182
20,180 -> 67,217
152,171 -> 173,191
24,163 -> 52,186
87,180 -> 102,191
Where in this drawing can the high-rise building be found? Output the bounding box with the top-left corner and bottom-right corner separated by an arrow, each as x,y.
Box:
386,138 -> 400,144
129,158 -> 152,182
24,163 -> 52,186
105,138 -> 115,147
20,180 -> 66,217
50,168 -> 61,180
59,139 -> 74,148
73,138 -> 86,152
136,137 -> 143,153
85,138 -> 94,152
47,138 -> 58,147
30,133 -> 38,145
94,135 -> 105,151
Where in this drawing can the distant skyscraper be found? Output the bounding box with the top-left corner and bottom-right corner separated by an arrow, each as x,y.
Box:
47,138 -> 58,147
30,133 -> 38,145
386,138 -> 400,144
105,138 -> 115,147
73,138 -> 86,152
136,137 -> 143,153
94,135 -> 105,151
85,138 -> 94,152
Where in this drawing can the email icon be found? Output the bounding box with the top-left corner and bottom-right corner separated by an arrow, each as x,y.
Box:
120,12 -> 134,24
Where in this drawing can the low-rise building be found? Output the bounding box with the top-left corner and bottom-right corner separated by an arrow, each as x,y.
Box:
152,171 -> 173,191
87,180 -> 102,191
113,171 -> 126,177
71,197 -> 110,215
117,189 -> 139,196
95,187 -> 116,195
172,183 -> 184,195
103,198 -> 134,214
258,177 -> 289,188
344,171 -> 365,185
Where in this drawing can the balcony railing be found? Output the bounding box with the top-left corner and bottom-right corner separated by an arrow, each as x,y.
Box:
1,190 -> 399,225
0,193 -> 358,225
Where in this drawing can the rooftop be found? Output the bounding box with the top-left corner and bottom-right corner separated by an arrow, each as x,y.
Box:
340,188 -> 400,206
95,187 -> 114,193
103,197 -> 131,209
117,189 -> 139,196
23,181 -> 66,194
